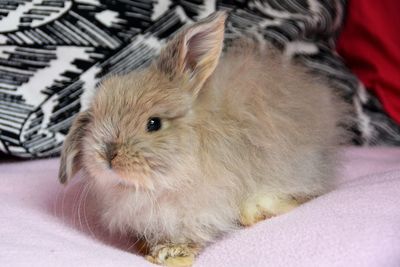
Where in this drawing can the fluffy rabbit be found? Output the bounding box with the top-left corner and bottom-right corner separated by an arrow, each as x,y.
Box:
59,11 -> 349,266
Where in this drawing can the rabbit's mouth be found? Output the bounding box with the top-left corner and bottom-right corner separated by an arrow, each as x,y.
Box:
105,153 -> 156,190
83,139 -> 171,191
82,152 -> 156,191
111,168 -> 154,190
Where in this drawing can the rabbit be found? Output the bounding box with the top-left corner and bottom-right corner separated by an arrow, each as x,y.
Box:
58,11 -> 350,267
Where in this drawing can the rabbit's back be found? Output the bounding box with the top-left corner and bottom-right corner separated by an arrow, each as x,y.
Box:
195,40 -> 348,197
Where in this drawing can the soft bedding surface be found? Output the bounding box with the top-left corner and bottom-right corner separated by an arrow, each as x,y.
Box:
1,147 -> 400,267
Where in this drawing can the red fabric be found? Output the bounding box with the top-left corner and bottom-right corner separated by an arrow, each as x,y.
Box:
336,0 -> 400,124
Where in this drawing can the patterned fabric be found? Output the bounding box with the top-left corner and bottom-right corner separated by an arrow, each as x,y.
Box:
0,0 -> 399,158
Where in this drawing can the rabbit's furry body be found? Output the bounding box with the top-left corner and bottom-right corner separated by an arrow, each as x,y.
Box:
59,12 -> 348,265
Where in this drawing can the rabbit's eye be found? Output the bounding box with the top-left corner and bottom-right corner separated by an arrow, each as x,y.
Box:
147,117 -> 162,132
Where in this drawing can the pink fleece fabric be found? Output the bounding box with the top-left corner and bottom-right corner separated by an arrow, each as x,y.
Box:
1,147 -> 400,267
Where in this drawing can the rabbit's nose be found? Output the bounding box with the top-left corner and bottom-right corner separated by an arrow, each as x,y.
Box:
105,142 -> 118,168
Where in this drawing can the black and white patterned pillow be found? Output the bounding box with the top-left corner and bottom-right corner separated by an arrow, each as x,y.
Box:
0,0 -> 399,158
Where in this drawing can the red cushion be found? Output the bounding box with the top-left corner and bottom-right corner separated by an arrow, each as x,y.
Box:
336,0 -> 400,124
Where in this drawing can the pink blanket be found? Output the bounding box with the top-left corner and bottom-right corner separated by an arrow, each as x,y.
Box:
1,147 -> 400,267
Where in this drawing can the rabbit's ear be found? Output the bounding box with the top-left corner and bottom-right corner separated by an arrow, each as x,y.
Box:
58,111 -> 91,184
157,11 -> 227,96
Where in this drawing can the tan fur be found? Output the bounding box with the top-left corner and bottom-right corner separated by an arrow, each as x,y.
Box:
59,11 -> 350,266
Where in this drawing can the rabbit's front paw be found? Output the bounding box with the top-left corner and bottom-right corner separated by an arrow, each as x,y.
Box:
146,243 -> 199,267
